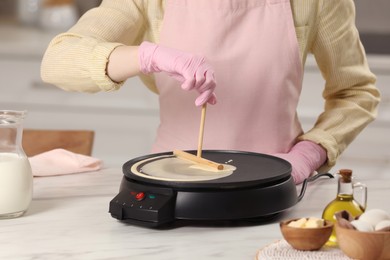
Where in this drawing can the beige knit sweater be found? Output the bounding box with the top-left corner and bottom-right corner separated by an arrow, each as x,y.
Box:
41,0 -> 380,171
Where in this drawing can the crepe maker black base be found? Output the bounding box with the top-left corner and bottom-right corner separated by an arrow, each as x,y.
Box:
109,150 -> 298,228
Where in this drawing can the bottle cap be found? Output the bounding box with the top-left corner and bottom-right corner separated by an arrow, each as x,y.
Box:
339,169 -> 352,182
43,0 -> 75,7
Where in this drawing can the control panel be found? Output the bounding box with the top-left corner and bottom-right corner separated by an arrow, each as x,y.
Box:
109,177 -> 176,227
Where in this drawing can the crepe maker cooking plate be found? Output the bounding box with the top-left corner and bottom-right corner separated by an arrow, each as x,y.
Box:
109,150 -> 299,227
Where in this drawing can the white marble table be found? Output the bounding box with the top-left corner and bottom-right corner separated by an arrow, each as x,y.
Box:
1,159 -> 389,260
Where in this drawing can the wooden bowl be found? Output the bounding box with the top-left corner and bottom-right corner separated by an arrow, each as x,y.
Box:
279,218 -> 333,251
335,222 -> 390,260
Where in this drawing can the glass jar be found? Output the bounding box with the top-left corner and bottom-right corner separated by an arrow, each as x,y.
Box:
0,110 -> 33,219
17,0 -> 42,26
39,0 -> 78,32
322,169 -> 367,246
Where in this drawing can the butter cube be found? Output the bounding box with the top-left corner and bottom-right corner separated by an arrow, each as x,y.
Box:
287,218 -> 307,228
304,217 -> 324,228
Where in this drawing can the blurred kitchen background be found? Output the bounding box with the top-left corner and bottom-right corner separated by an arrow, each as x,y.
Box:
1,0 -> 389,168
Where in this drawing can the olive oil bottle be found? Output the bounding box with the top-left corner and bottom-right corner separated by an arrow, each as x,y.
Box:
322,169 -> 367,246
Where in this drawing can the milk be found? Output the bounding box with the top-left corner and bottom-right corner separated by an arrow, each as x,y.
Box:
0,153 -> 33,217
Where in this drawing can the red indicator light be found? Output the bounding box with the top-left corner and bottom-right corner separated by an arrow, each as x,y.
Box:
135,192 -> 145,201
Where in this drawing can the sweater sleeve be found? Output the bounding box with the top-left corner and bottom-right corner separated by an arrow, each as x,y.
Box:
41,0 -> 146,92
298,0 -> 381,171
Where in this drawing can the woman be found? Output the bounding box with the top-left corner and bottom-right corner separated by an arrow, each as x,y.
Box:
41,0 -> 380,184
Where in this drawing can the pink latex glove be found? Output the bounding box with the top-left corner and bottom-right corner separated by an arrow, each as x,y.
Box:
138,41 -> 217,106
272,141 -> 327,184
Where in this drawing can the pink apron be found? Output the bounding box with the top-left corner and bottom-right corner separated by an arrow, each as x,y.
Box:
152,0 -> 303,154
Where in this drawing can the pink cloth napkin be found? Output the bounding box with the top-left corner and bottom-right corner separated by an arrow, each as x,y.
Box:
29,148 -> 103,177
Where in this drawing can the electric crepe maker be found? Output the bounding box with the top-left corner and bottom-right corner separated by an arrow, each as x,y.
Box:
109,150 -> 332,227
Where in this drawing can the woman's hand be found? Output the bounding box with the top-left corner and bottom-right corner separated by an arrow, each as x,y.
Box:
138,41 -> 217,106
272,141 -> 327,184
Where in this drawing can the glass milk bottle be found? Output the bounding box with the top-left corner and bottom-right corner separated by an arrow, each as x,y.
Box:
0,110 -> 33,219
322,169 -> 367,246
